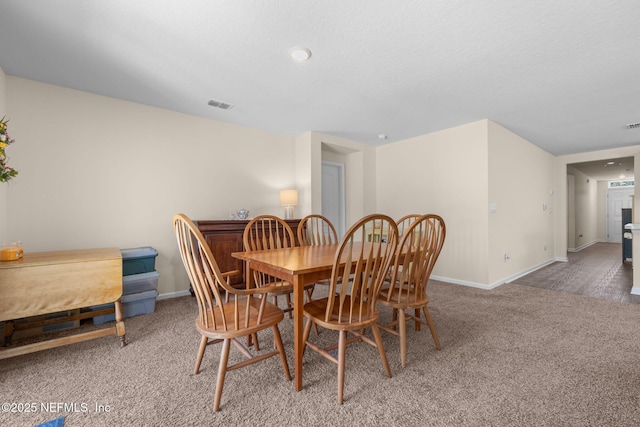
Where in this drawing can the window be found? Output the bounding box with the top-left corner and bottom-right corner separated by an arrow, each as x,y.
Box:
608,180 -> 635,188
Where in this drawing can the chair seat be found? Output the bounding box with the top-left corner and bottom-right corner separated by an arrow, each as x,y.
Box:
197,297 -> 284,339
378,287 -> 429,309
263,280 -> 315,295
304,296 -> 379,331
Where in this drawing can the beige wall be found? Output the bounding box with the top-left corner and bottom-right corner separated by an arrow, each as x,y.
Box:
376,120 -> 490,285
5,77 -> 299,297
376,119 -> 555,288
566,166 -> 599,250
5,75 -> 639,294
294,132 -> 313,218
487,120 -> 555,285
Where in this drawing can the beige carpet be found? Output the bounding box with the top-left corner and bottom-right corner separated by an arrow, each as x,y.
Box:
2,281 -> 640,427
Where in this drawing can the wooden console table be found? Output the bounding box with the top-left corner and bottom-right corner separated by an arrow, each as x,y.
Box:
0,247 -> 126,359
196,219 -> 302,287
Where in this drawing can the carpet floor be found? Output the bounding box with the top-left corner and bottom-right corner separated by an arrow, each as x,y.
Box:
2,278 -> 640,427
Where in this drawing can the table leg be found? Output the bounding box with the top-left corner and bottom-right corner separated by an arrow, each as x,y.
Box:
293,275 -> 304,391
114,299 -> 127,347
245,261 -> 255,348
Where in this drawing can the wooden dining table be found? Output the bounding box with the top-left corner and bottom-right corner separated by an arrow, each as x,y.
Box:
0,247 -> 126,359
232,243 -> 341,391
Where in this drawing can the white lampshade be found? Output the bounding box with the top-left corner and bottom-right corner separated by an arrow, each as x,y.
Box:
279,189 -> 298,206
279,189 -> 298,219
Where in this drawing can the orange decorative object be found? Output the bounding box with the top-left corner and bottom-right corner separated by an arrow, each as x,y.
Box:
1,245 -> 23,261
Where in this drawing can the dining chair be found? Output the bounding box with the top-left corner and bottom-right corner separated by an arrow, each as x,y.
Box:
243,215 -> 315,317
396,214 -> 421,237
297,214 -> 339,288
389,214 -> 423,318
173,214 -> 291,412
377,214 -> 446,368
302,214 -> 399,404
297,214 -> 339,246
297,214 -> 339,333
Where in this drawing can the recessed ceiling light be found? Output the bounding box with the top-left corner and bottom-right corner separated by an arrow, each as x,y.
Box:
290,47 -> 311,61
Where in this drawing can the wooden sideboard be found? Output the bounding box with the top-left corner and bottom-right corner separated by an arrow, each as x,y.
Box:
196,219 -> 302,287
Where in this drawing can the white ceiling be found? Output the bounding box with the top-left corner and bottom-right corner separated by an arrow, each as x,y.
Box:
1,1 -> 640,160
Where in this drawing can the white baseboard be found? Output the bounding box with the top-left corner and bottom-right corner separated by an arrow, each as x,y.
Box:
432,257 -> 562,290
430,275 -> 498,290
503,259 -> 557,284
631,287 -> 640,296
157,289 -> 191,300
568,239 -> 603,253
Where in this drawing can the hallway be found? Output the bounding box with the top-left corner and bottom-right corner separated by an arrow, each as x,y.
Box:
512,242 -> 640,304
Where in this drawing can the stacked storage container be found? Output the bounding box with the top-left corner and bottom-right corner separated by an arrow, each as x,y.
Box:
92,246 -> 159,325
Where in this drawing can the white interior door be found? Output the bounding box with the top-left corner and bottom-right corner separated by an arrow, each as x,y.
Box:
607,187 -> 634,242
321,161 -> 345,238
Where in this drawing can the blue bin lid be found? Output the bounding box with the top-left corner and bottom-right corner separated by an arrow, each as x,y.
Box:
120,246 -> 158,259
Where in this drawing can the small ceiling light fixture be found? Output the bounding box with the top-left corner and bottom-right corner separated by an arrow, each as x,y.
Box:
290,47 -> 312,61
378,134 -> 388,140
626,122 -> 640,129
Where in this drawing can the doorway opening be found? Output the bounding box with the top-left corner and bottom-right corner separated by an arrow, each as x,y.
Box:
321,161 -> 345,237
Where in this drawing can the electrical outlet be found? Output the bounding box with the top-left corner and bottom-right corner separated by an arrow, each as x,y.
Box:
504,252 -> 511,262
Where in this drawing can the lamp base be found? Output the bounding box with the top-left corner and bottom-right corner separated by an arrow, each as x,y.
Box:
283,206 -> 295,219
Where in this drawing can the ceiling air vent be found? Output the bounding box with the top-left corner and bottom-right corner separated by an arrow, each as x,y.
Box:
208,99 -> 234,110
626,122 -> 640,129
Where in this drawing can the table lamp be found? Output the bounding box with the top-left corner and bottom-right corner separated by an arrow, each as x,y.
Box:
280,189 -> 298,219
